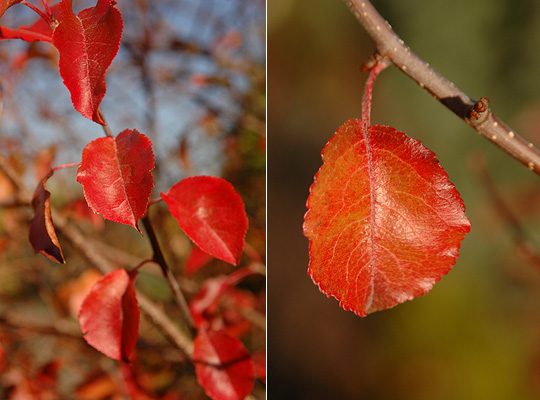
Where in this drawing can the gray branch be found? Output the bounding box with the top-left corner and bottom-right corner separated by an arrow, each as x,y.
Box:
343,0 -> 540,176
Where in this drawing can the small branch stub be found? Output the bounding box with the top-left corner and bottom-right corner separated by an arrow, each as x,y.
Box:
466,97 -> 490,125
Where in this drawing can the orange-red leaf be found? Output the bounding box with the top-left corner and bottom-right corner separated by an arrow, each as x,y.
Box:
52,0 -> 123,124
77,129 -> 155,232
29,169 -> 65,263
78,268 -> 139,361
162,176 -> 248,265
304,119 -> 470,316
193,329 -> 254,400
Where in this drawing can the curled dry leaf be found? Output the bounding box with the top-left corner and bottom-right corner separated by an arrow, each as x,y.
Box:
304,119 -> 470,316
78,268 -> 140,362
193,329 -> 254,400
77,129 -> 155,233
162,176 -> 248,265
52,0 -> 123,124
29,169 -> 65,263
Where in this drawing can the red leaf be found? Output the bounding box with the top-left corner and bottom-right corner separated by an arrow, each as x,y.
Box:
193,329 -> 254,400
189,276 -> 256,337
29,169 -> 65,263
185,243 -> 213,276
162,176 -> 248,265
78,268 -> 140,361
77,129 -> 155,232
52,0 -> 123,124
0,25 -> 51,42
304,119 -> 470,316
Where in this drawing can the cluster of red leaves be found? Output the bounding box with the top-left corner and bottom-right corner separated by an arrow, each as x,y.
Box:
0,2 -> 261,399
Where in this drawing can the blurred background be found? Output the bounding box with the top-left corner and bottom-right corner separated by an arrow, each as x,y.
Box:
269,0 -> 540,399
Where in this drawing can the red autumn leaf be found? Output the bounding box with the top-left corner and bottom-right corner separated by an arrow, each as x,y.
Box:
29,168 -> 65,263
78,268 -> 140,362
304,119 -> 470,316
77,129 -> 155,232
0,25 -> 52,42
193,329 -> 254,400
189,276 -> 256,338
185,243 -> 213,276
52,0 -> 123,124
162,176 -> 248,265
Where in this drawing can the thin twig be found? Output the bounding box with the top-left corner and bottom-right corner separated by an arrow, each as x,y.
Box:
0,154 -> 194,358
471,155 -> 540,271
0,312 -> 82,340
142,215 -> 196,333
54,211 -> 194,357
342,0 -> 540,176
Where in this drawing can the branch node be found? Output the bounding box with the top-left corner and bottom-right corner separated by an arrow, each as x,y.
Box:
466,97 -> 491,125
360,53 -> 390,72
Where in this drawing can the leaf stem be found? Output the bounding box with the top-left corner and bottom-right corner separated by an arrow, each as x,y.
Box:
52,162 -> 80,171
97,107 -> 113,137
342,0 -> 540,176
141,215 -> 196,334
361,56 -> 389,128
20,1 -> 52,28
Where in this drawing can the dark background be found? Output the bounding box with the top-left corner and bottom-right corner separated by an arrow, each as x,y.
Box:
268,1 -> 540,398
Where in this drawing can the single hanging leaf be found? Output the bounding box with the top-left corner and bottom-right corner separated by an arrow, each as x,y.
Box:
304,119 -> 470,316
193,329 -> 254,400
29,169 -> 65,263
52,0 -> 123,124
162,176 -> 248,265
78,268 -> 140,361
77,129 -> 155,232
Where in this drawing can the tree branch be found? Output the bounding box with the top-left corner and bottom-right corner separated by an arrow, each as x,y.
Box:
142,215 -> 196,333
53,211 -> 194,357
343,0 -> 540,176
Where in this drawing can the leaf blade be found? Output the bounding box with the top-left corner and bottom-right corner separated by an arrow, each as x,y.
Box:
304,120 -> 470,316
162,176 -> 248,265
193,329 -> 254,400
52,0 -> 122,124
78,268 -> 140,361
76,129 -> 155,232
29,169 -> 65,263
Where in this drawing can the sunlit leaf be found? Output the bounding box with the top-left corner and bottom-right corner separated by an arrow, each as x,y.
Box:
304,119 -> 470,316
52,0 -> 123,124
77,129 -> 155,232
162,176 -> 248,265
